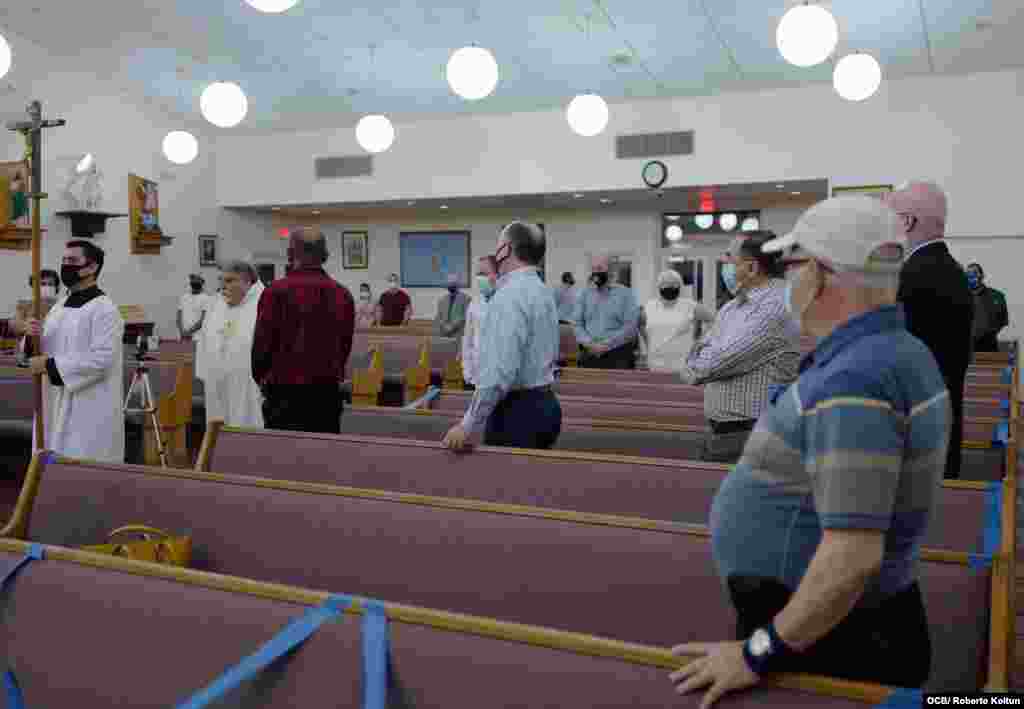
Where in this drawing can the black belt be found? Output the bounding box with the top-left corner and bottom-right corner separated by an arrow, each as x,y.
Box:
709,418 -> 756,435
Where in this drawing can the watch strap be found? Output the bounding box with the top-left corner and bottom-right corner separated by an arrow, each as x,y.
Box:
742,623 -> 793,675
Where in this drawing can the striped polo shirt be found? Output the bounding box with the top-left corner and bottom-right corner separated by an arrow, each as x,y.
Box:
710,304 -> 950,600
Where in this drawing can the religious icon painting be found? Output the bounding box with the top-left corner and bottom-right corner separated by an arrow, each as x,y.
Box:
343,231 -> 369,270
198,234 -> 218,267
0,161 -> 31,228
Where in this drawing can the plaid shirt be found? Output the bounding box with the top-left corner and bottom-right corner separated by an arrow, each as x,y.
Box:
681,280 -> 800,422
251,267 -> 355,386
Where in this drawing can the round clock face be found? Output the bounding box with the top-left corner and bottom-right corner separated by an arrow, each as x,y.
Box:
642,160 -> 667,188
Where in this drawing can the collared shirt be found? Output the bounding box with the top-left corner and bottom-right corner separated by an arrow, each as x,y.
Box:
573,284 -> 640,350
710,304 -> 950,600
904,238 -> 943,261
461,266 -> 559,434
251,267 -> 355,386
461,297 -> 490,386
681,280 -> 799,422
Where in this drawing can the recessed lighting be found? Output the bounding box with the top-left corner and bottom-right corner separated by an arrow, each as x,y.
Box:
440,204 -> 449,209
574,193 -> 584,199
776,184 -> 785,189
312,210 -> 321,215
599,198 -> 612,204
407,200 -> 416,206
271,207 -> 280,211
790,191 -> 801,196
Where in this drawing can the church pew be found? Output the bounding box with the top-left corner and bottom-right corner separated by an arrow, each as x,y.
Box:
3,456 -> 993,691
197,425 -> 1001,556
0,540 -> 915,709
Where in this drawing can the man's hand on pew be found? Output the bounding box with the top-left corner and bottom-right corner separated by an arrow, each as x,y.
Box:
668,640 -> 758,709
442,423 -> 471,451
28,355 -> 48,376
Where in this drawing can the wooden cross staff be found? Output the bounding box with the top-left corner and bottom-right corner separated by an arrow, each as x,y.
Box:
7,101 -> 66,450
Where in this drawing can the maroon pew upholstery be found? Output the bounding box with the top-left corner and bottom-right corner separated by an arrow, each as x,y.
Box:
206,428 -> 995,555
0,547 -> 884,708
16,460 -> 991,691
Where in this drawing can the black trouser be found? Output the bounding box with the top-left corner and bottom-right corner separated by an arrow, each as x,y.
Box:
261,384 -> 344,435
578,341 -> 636,370
728,575 -> 931,687
946,374 -> 965,479
701,419 -> 756,463
974,332 -> 1000,353
483,388 -> 562,450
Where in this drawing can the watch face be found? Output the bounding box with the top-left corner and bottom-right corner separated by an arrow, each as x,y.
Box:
749,629 -> 772,656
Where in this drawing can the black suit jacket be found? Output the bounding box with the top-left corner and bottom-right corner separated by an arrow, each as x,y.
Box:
897,241 -> 974,473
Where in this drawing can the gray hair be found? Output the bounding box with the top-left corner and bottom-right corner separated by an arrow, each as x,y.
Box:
220,259 -> 258,284
501,221 -> 546,266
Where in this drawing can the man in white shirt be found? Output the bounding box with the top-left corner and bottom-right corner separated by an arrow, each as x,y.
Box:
177,274 -> 211,341
23,240 -> 125,462
461,255 -> 498,387
197,260 -> 265,428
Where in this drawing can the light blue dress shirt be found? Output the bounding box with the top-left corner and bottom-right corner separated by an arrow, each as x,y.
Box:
554,285 -> 580,321
572,284 -> 641,350
461,266 -> 559,434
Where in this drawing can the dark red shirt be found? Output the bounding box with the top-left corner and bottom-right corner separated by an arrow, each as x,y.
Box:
378,289 -> 411,326
252,267 -> 355,386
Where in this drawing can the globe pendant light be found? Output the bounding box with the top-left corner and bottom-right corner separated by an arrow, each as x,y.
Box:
719,213 -> 738,231
0,33 -> 10,80
664,224 -> 683,242
355,115 -> 395,154
162,131 -> 199,165
446,46 -> 499,100
200,82 -> 248,128
833,53 -> 882,101
694,214 -> 714,230
776,3 -> 838,67
244,0 -> 299,12
741,216 -> 760,232
566,94 -> 609,137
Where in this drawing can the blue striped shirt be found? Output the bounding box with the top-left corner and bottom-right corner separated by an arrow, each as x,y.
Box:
710,304 -> 950,599
573,284 -> 640,350
461,266 -> 559,434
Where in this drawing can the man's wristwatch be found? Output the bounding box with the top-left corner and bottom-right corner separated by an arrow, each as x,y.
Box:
742,624 -> 792,675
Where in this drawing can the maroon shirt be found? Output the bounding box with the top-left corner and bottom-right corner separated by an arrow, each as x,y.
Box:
378,289 -> 411,326
251,267 -> 355,386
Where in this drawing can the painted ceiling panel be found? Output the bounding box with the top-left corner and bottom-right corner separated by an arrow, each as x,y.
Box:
0,0 -> 1019,132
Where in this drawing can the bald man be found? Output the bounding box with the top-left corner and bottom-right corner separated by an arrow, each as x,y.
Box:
573,254 -> 641,369
252,228 -> 355,434
434,273 -> 471,338
884,182 -> 973,478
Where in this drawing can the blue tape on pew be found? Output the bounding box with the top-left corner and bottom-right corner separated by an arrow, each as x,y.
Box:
993,421 -> 1010,448
402,386 -> 441,410
362,599 -> 390,709
176,594 -> 353,709
2,544 -> 44,709
1000,398 -> 1010,415
1002,366 -> 1013,385
969,482 -> 1003,571
874,687 -> 922,707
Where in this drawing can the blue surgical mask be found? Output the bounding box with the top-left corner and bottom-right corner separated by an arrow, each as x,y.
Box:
721,263 -> 737,295
476,275 -> 495,300
783,280 -> 794,315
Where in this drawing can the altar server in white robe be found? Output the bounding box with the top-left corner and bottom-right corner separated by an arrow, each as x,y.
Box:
25,240 -> 125,462
198,259 -> 265,427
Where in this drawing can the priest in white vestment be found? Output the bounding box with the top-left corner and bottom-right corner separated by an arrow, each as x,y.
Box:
197,260 -> 265,427
25,241 -> 125,462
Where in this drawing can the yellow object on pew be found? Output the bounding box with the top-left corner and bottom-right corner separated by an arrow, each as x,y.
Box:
80,524 -> 191,567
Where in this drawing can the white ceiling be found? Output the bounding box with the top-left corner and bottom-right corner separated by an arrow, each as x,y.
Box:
0,1 -> 1020,134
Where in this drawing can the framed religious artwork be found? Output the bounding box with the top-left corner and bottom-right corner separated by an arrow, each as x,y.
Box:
0,161 -> 33,250
129,174 -> 165,254
343,231 -> 369,269
399,230 -> 471,287
198,234 -> 218,267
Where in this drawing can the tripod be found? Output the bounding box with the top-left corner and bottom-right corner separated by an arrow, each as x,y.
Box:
124,358 -> 169,468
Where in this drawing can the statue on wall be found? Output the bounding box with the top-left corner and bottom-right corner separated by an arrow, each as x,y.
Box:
61,155 -> 104,211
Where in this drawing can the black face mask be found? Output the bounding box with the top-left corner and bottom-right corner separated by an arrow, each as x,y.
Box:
190,282 -> 202,294
61,264 -> 89,288
660,287 -> 680,301
592,272 -> 608,288
448,285 -> 458,294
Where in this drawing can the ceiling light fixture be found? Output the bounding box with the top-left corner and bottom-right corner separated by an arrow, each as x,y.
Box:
566,94 -> 609,137
694,214 -> 714,230
573,193 -> 584,199
200,81 -> 248,128
0,33 -> 11,80
719,213 -> 738,231
355,115 -> 395,153
446,46 -> 499,100
833,52 -> 882,101
272,207 -> 281,211
664,224 -> 683,242
312,210 -> 320,214
741,216 -> 760,232
440,204 -> 449,209
776,3 -> 838,67
161,131 -> 198,165
244,0 -> 299,12
599,198 -> 612,204
790,191 -> 802,195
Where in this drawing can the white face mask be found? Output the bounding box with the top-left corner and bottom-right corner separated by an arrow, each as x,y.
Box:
42,285 -> 57,299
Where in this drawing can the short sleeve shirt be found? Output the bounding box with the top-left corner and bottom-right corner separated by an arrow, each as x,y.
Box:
709,304 -> 951,600
379,290 -> 411,326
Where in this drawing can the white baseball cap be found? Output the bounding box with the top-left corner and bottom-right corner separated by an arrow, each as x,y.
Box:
762,195 -> 905,279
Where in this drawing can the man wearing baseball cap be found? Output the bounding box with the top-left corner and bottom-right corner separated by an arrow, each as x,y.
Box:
884,181 -> 973,478
670,196 -> 949,705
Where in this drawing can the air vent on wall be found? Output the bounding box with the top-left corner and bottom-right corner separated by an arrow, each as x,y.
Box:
615,131 -> 694,159
314,155 -> 373,180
